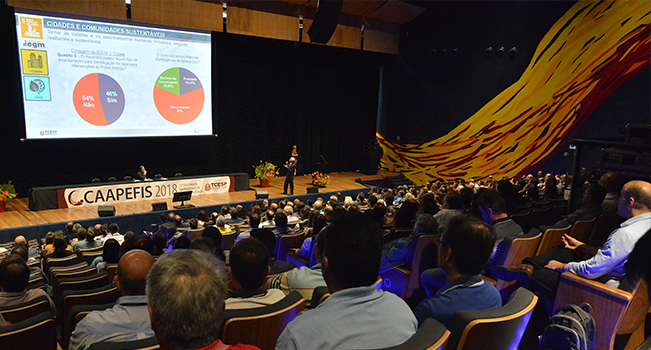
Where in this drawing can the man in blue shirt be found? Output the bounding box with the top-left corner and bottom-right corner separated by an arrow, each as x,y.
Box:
415,215 -> 502,327
276,211 -> 417,350
69,249 -> 155,350
493,180 -> 651,314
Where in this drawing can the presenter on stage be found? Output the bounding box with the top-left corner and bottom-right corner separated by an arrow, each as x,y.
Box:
282,157 -> 296,196
136,165 -> 149,181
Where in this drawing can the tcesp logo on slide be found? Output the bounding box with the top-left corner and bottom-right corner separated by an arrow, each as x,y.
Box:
204,184 -> 211,191
67,190 -> 84,206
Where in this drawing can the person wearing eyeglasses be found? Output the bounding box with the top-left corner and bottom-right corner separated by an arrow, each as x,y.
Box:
415,215 -> 501,328
492,180 -> 651,316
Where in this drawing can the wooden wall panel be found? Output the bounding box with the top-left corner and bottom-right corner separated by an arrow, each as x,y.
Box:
364,29 -> 399,54
227,6 -> 299,42
131,0 -> 222,32
8,0 -> 126,19
303,19 -> 362,51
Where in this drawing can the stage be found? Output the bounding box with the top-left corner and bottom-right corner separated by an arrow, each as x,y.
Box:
0,171 -> 391,234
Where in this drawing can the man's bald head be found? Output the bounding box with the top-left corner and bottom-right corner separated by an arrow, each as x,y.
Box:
116,249 -> 154,296
619,181 -> 651,219
13,235 -> 26,246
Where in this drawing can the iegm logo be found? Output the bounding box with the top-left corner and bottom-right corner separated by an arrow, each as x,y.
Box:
20,17 -> 43,39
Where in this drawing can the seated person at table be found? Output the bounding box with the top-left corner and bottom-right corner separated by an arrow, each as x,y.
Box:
0,254 -> 56,313
225,238 -> 285,310
416,215 -> 501,328
69,250 -> 155,350
276,211 -> 417,350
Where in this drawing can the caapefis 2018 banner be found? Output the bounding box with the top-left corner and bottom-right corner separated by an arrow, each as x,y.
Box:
59,176 -> 232,208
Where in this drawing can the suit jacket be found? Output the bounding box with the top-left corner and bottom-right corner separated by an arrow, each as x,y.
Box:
286,163 -> 296,180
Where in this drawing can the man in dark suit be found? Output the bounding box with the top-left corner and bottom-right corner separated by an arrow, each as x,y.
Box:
136,165 -> 148,181
282,157 -> 296,195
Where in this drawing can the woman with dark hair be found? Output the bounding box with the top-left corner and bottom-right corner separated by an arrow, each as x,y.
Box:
196,211 -> 210,227
91,238 -> 120,273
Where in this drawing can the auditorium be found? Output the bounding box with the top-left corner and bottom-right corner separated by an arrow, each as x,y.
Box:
0,1 -> 650,349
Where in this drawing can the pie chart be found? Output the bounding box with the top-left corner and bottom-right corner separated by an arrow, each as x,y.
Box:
153,68 -> 204,124
72,73 -> 125,126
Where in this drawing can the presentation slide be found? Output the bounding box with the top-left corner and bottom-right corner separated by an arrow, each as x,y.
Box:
14,9 -> 213,139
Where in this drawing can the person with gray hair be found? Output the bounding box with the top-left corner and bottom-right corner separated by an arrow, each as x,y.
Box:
146,249 -> 259,350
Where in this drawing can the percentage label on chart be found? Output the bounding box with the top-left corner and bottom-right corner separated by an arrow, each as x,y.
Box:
106,91 -> 118,97
82,95 -> 95,101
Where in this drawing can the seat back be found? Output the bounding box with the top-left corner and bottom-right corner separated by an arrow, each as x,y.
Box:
81,251 -> 104,265
62,283 -> 121,347
221,232 -> 238,251
510,212 -> 530,233
616,279 -> 649,336
222,291 -> 305,350
57,272 -> 110,310
404,234 -> 439,299
0,311 -> 57,350
106,264 -> 119,282
309,286 -> 331,309
389,229 -> 413,242
186,228 -> 204,242
535,225 -> 571,256
371,318 -> 450,350
0,295 -> 51,324
568,217 -> 597,242
447,288 -> 538,350
553,272 -> 634,350
527,207 -> 551,231
494,232 -> 543,291
68,302 -> 117,350
45,254 -> 79,273
276,231 -> 305,262
89,337 -> 159,350
53,266 -> 97,296
588,213 -> 624,245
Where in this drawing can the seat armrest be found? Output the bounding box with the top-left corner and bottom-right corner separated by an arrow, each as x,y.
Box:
554,272 -> 632,350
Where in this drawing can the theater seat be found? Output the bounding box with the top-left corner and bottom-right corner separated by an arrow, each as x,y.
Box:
222,290 -> 305,350
0,311 -> 57,350
89,337 -> 159,350
445,287 -> 538,350
370,318 -> 450,350
309,286 -> 330,309
0,295 -> 51,324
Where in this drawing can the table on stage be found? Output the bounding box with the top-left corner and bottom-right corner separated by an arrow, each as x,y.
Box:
28,173 -> 250,211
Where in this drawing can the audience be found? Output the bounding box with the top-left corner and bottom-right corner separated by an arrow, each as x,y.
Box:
146,249 -> 259,350
69,250 -> 155,350
492,180 -> 651,315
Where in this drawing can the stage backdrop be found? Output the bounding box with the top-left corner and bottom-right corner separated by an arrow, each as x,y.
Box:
377,0 -> 650,183
0,6 -> 383,195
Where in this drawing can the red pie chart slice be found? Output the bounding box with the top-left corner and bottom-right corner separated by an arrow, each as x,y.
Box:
154,68 -> 204,124
72,73 -> 125,126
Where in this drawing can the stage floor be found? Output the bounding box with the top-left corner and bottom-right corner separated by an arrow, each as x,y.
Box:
0,171 -> 386,230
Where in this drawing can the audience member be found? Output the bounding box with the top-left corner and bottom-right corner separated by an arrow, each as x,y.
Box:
415,215 -> 501,327
599,172 -> 621,214
69,250 -> 155,350
91,238 -> 120,273
433,192 -> 464,231
380,214 -> 439,273
276,211 -> 417,350
13,235 -> 39,259
273,212 -> 294,236
226,238 -> 285,309
146,249 -> 259,350
74,227 -> 102,252
0,254 -> 55,313
249,229 -> 295,275
269,230 -> 327,304
477,190 -> 524,261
